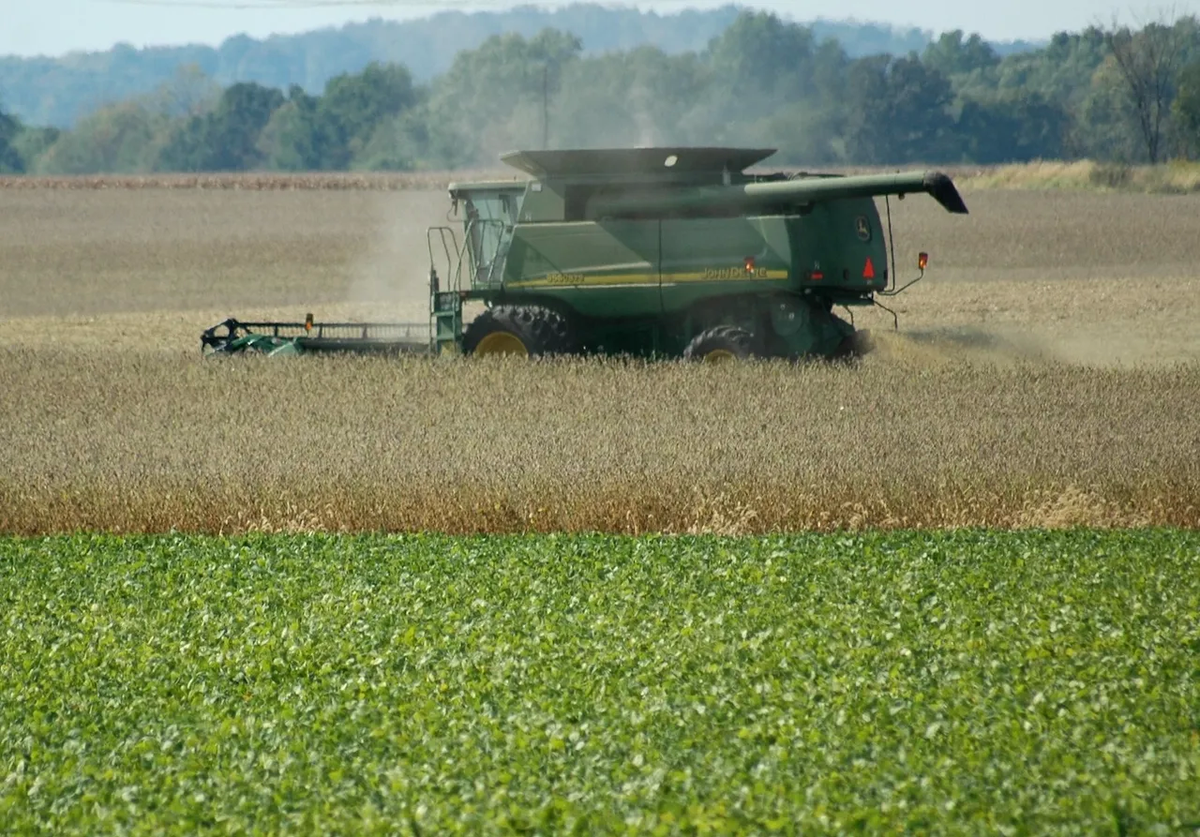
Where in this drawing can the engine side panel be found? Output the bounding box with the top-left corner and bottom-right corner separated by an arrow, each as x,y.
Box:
658,216 -> 792,315
502,220 -> 661,319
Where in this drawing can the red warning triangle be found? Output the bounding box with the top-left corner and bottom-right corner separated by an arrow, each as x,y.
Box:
863,257 -> 876,279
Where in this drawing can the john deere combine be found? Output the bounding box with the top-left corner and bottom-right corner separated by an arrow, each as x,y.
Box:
202,147 -> 968,360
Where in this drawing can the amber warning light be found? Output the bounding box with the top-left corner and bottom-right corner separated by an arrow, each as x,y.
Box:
744,256 -> 756,272
918,252 -> 929,271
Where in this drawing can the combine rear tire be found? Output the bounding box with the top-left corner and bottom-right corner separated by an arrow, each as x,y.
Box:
683,326 -> 754,362
463,305 -> 573,357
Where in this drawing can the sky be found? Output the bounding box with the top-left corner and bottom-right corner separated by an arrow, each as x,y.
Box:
3,0 -> 1196,58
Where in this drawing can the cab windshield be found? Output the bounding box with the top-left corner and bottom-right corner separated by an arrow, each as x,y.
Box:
463,191 -> 520,285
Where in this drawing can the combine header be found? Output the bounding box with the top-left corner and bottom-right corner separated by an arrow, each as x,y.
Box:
202,147 -> 968,361
201,316 -> 429,357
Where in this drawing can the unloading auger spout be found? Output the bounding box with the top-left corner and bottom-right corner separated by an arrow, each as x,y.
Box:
586,171 -> 969,218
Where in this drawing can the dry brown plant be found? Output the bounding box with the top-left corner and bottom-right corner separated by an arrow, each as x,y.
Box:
1,350 -> 1197,534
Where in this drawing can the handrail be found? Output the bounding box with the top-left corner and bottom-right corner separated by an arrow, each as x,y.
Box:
427,226 -> 459,290
426,218 -> 511,293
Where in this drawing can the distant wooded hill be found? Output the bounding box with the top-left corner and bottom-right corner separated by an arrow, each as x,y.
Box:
0,4 -> 1039,128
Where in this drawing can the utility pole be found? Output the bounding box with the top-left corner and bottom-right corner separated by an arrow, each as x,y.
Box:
542,63 -> 549,149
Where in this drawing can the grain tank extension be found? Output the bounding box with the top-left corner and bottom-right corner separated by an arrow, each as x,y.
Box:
202,147 -> 968,360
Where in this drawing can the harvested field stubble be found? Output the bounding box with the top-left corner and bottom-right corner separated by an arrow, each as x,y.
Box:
1,349 -> 1197,534
5,188 -> 1200,365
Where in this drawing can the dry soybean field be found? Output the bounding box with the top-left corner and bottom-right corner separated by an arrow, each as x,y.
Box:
3,177 -> 1200,832
2,181 -> 1199,532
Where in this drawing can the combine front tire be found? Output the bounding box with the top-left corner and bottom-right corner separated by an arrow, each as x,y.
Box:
683,326 -> 754,362
463,305 -> 572,357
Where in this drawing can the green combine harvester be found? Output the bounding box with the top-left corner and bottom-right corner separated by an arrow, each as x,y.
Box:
201,147 -> 968,361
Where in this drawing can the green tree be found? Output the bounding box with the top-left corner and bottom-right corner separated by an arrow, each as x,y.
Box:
316,62 -> 419,169
36,102 -> 162,174
956,93 -> 1070,162
844,55 -> 955,164
154,115 -> 208,172
257,85 -> 327,171
426,29 -> 582,161
1172,58 -> 1200,158
205,82 -> 285,170
142,64 -> 221,119
695,13 -> 853,158
757,103 -> 846,165
1103,18 -> 1189,163
923,30 -> 999,78
12,126 -> 60,172
983,28 -> 1107,116
156,82 -> 284,171
705,12 -> 818,114
353,108 -> 469,171
1074,59 -> 1145,161
0,105 -> 23,172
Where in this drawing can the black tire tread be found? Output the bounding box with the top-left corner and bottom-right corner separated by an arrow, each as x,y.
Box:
463,305 -> 573,356
682,325 -> 755,360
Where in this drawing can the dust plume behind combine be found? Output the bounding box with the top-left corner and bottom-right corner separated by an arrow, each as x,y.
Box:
343,191 -> 450,328
1,181 -> 1199,534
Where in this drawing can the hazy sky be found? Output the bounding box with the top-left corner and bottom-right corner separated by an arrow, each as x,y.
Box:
4,0 -> 1195,58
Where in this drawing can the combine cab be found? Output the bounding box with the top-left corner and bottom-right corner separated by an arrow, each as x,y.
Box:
202,147 -> 968,360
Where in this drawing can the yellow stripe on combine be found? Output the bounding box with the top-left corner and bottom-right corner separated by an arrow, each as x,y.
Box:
508,269 -> 789,289
671,269 -> 789,283
507,273 -> 653,288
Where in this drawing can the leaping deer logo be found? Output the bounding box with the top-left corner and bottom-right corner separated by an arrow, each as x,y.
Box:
854,216 -> 872,242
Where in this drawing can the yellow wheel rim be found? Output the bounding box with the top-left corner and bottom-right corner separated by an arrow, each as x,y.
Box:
703,348 -> 737,363
475,331 -> 529,357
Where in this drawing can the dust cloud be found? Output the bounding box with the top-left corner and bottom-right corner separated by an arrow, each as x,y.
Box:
343,190 -> 451,328
866,328 -> 1052,368
866,322 -> 1200,370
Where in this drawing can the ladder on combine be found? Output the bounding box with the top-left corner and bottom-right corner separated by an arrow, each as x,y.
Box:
426,216 -> 509,354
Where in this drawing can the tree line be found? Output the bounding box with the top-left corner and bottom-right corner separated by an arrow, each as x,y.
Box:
2,11 -> 1200,175
0,7 -> 983,130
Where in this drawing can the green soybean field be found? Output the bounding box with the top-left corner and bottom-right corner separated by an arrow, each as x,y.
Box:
2,531 -> 1198,834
